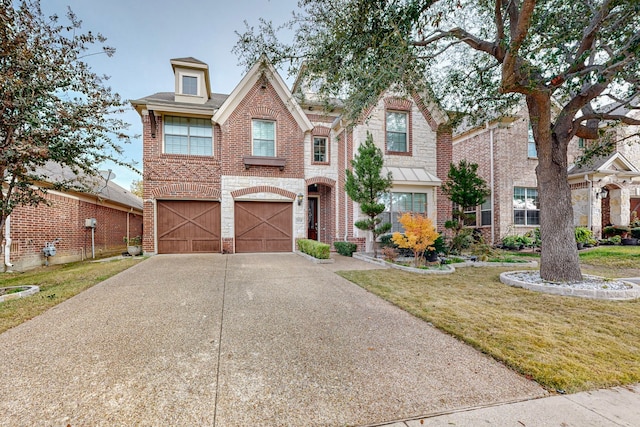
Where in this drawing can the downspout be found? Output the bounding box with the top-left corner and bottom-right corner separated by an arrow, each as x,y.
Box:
344,126 -> 349,241
585,174 -> 592,229
4,215 -> 13,267
489,125 -> 495,246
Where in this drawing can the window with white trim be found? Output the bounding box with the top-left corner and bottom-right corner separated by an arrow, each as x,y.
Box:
386,111 -> 408,152
379,192 -> 427,232
252,120 -> 275,157
164,116 -> 212,156
182,76 -> 198,95
480,199 -> 492,226
513,187 -> 539,225
313,136 -> 328,163
527,125 -> 537,158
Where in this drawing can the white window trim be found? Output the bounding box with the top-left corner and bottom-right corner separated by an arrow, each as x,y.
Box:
162,115 -> 214,156
179,72 -> 200,97
312,136 -> 329,163
386,110 -> 409,153
251,119 -> 277,157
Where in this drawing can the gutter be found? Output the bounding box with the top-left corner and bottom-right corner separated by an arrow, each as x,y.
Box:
4,215 -> 13,267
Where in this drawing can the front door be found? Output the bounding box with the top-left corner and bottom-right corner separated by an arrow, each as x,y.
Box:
308,197 -> 318,240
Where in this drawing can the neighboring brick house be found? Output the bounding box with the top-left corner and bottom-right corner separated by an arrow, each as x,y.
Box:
2,163 -> 143,271
453,105 -> 640,243
131,56 -> 452,255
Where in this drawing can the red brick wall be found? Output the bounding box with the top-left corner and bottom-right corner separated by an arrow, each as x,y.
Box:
3,191 -> 142,270
436,124 -> 453,232
142,113 -> 222,253
220,79 -> 305,178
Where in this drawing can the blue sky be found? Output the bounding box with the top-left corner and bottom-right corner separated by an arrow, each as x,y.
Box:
42,0 -> 299,189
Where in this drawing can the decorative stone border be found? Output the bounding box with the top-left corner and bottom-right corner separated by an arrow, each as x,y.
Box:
295,251 -> 335,264
353,253 -> 455,274
500,271 -> 640,300
0,285 -> 40,303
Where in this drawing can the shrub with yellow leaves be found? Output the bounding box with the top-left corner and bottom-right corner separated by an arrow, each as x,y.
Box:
391,212 -> 439,267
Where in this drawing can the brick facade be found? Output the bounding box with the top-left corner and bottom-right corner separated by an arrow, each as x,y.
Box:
453,106 -> 594,244
133,57 -> 454,254
3,191 -> 143,271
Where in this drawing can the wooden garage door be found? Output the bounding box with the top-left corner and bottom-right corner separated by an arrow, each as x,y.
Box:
235,201 -> 292,253
157,201 -> 221,254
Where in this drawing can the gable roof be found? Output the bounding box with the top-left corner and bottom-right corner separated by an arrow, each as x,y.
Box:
568,151 -> 640,178
212,55 -> 313,132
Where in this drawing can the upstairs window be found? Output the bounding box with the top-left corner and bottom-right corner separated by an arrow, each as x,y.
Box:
386,111 -> 408,152
527,125 -> 537,158
252,120 -> 275,157
182,75 -> 198,95
164,116 -> 212,156
313,136 -> 328,163
513,187 -> 539,225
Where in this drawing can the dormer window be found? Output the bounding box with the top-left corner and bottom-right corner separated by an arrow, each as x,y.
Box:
182,75 -> 198,95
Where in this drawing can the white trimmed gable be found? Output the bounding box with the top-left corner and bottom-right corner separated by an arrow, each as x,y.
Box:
212,55 -> 313,132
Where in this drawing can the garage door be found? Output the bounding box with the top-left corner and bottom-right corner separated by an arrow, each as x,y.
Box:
157,200 -> 221,254
235,201 -> 292,253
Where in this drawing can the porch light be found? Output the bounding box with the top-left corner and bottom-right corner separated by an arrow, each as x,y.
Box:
598,187 -> 609,199
297,193 -> 304,206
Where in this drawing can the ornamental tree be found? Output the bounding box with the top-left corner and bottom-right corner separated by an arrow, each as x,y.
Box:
235,0 -> 640,282
441,160 -> 490,244
392,212 -> 439,267
0,1 -> 132,247
345,132 -> 392,254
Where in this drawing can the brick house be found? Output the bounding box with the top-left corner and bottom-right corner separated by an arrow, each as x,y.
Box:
131,56 -> 452,255
2,163 -> 143,271
453,106 -> 640,243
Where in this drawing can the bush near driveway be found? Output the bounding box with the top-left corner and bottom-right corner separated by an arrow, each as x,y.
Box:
338,247 -> 640,393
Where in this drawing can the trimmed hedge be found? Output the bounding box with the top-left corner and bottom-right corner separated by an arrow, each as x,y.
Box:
334,241 -> 357,256
298,239 -> 330,259
631,227 -> 640,239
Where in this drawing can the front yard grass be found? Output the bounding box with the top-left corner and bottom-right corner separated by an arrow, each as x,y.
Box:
338,246 -> 640,394
0,258 -> 143,334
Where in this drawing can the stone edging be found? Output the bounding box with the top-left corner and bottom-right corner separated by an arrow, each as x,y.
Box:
500,271 -> 640,300
455,260 -> 538,268
353,253 -> 455,274
295,251 -> 335,264
0,285 -> 40,303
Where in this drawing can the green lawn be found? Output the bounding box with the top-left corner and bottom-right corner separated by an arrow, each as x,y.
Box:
338,246 -> 640,393
0,258 -> 143,334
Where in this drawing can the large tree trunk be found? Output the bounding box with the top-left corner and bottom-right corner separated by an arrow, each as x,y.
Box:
527,95 -> 582,282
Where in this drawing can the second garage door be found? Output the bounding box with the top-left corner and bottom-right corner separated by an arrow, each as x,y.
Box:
157,200 -> 221,254
235,201 -> 292,253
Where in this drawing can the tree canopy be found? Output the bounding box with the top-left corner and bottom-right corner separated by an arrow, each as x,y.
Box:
0,0 -> 132,232
235,0 -> 640,282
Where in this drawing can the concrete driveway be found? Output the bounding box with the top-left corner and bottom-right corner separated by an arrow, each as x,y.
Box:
0,253 -> 545,426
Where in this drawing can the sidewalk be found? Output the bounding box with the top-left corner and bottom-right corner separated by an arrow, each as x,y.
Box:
372,384 -> 640,426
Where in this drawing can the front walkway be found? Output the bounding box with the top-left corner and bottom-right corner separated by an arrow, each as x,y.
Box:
0,253 -> 545,426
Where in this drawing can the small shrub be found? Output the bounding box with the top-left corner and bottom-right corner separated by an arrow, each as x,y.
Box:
501,235 -> 521,250
630,227 -> 640,239
298,239 -> 330,259
575,227 -> 593,244
334,241 -> 357,256
603,225 -> 629,238
608,235 -> 622,245
381,246 -> 397,262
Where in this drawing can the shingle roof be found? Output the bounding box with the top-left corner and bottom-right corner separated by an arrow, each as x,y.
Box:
36,162 -> 143,210
131,92 -> 228,109
170,57 -> 207,65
